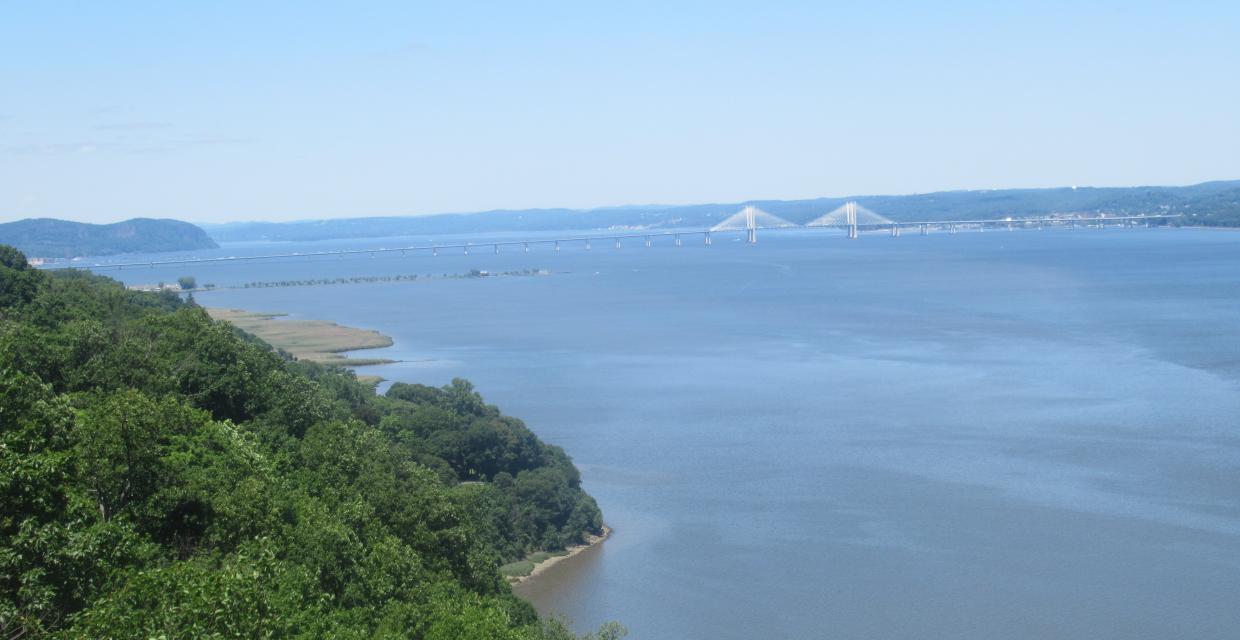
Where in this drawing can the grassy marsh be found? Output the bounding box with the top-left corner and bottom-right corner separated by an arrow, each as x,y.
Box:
206,308 -> 395,367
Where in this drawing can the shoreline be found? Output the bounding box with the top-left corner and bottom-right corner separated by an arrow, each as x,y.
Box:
205,307 -> 395,369
511,525 -> 612,586
206,304 -> 612,588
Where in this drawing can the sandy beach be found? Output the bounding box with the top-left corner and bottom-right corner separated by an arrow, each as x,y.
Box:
512,525 -> 612,586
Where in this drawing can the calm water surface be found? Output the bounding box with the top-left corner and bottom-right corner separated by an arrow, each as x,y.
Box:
113,229 -> 1240,639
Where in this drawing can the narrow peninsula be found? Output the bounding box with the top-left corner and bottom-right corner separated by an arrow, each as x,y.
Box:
206,307 -> 395,368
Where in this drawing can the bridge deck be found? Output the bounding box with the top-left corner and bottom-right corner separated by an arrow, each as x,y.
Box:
40,214 -> 1181,271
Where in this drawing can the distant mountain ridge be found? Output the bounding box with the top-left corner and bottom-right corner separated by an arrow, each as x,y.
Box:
205,180 -> 1240,242
0,217 -> 218,258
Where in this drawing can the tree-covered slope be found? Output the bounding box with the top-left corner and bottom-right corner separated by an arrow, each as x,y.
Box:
0,245 -> 613,639
0,217 -> 218,259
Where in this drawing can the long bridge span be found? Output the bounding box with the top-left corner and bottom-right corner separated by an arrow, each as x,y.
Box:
48,204 -> 1182,272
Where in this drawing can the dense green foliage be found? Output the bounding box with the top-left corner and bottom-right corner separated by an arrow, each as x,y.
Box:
0,247 -> 610,639
1168,183 -> 1240,226
0,217 -> 218,259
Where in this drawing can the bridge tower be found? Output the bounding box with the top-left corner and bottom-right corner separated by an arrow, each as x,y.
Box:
744,205 -> 758,244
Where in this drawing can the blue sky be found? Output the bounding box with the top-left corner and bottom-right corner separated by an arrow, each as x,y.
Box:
2,1 -> 1238,223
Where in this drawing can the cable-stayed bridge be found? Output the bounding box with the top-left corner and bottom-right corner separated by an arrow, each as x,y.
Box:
710,205 -> 799,243
49,203 -> 1182,272
807,202 -> 893,238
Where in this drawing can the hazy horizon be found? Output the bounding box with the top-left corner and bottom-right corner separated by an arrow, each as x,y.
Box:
3,176 -> 1235,228
4,1 -> 1239,224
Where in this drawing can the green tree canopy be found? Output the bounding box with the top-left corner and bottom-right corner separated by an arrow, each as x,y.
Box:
0,247 -> 611,639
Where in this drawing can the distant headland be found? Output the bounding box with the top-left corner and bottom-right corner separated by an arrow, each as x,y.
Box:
0,217 -> 217,259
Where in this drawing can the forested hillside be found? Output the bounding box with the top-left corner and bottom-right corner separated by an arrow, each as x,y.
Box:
0,245 -> 614,639
0,218 -> 218,259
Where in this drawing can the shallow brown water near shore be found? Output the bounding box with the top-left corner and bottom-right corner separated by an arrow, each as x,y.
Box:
512,527 -> 610,607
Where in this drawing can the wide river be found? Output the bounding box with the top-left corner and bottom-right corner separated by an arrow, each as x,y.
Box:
107,228 -> 1240,639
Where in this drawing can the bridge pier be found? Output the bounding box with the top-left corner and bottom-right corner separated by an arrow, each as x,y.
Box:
848,224 -> 858,239
645,236 -> 652,248
432,247 -> 438,256
524,242 -> 529,252
585,239 -> 591,250
614,238 -> 621,249
464,245 -> 469,255
554,240 -> 560,252
949,224 -> 956,234
891,225 -> 900,237
705,231 -> 712,246
675,234 -> 682,247
494,244 -> 500,254
920,224 -> 928,236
